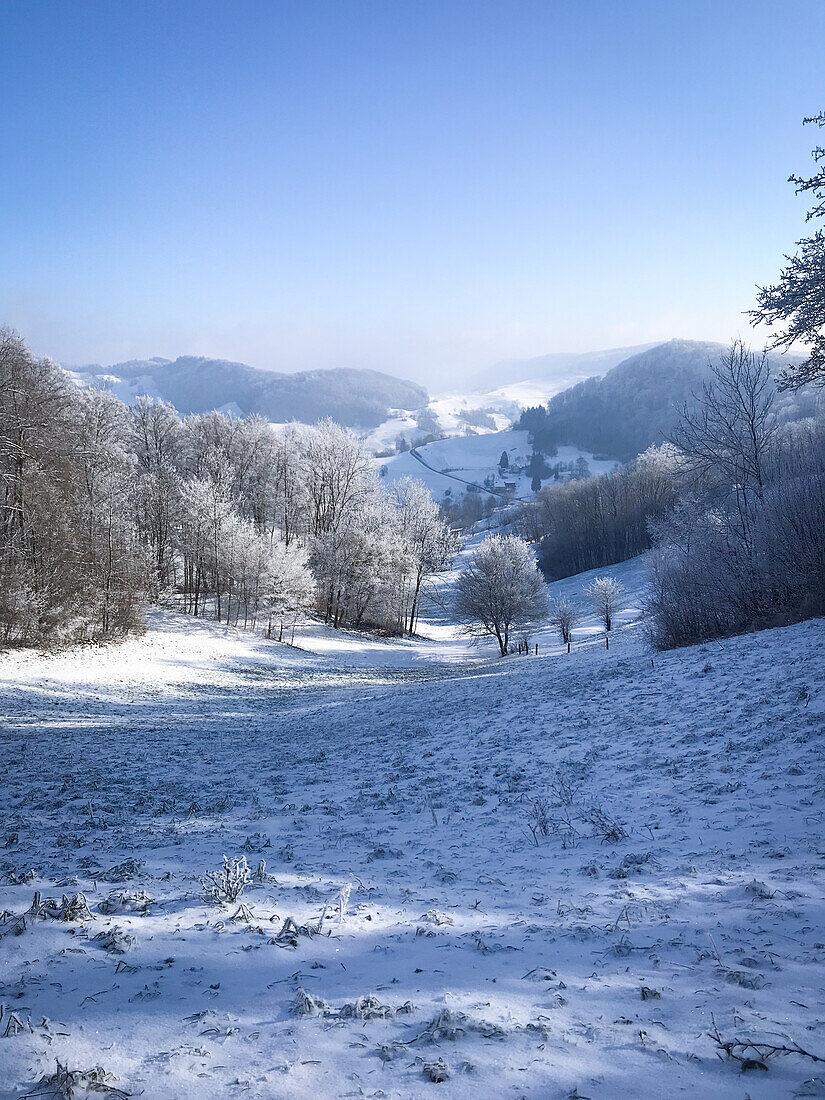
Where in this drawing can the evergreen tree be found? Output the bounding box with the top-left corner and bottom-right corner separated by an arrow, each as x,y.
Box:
751,112 -> 825,387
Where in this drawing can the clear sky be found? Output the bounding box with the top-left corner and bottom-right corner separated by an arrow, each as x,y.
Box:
1,0 -> 823,386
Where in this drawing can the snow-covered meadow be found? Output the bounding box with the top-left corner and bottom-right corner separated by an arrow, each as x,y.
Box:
1,563 -> 824,1099
378,430 -> 619,502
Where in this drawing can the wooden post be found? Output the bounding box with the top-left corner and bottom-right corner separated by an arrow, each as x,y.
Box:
605,635 -> 609,650
535,643 -> 538,656
567,641 -> 571,653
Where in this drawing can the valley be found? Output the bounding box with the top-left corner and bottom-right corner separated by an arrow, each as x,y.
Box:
1,562 -> 823,1099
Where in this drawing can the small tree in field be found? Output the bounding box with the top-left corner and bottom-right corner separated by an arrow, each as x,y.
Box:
454,535 -> 548,656
550,597 -> 578,644
585,576 -> 624,632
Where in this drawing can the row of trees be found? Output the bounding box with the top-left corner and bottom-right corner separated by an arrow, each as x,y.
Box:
0,329 -> 458,646
453,534 -> 627,656
648,343 -> 825,647
512,444 -> 679,579
0,331 -> 150,645
508,340 -> 825,650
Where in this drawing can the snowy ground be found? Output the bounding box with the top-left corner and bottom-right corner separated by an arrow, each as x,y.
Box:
379,431 -> 619,502
1,563 -> 824,1099
360,380 -> 574,457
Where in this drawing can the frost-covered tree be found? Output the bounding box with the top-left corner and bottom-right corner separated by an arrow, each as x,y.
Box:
392,477 -> 460,634
304,419 -> 372,539
260,537 -> 314,641
0,328 -> 148,643
179,477 -> 222,616
266,423 -> 307,547
130,397 -> 183,588
550,597 -> 578,645
75,389 -> 150,636
647,424 -> 825,650
455,535 -> 548,656
585,576 -> 624,632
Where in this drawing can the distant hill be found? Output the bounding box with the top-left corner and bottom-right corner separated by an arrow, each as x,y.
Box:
520,339 -> 820,463
470,343 -> 657,391
67,356 -> 429,429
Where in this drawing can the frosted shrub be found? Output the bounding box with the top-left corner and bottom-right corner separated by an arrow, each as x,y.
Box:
550,597 -> 578,644
200,855 -> 251,905
585,576 -> 624,632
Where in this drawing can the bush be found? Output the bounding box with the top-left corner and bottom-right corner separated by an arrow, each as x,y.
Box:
647,473 -> 825,649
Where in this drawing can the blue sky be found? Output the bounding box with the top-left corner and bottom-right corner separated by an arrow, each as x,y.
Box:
1,0 -> 823,385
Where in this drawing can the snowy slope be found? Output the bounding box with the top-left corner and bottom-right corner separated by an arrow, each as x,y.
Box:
428,375 -> 597,434
1,564 -> 824,1098
64,358 -> 428,431
469,343 -> 658,391
379,429 -> 620,501
360,373 -> 605,457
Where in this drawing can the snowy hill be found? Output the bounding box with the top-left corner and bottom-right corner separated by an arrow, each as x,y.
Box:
361,378 -> 601,457
529,339 -> 815,462
66,356 -> 429,430
378,428 -> 620,502
1,558 -> 824,1098
469,342 -> 657,390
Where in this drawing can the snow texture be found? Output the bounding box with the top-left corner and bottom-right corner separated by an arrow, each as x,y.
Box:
379,430 -> 619,501
1,560 -> 824,1099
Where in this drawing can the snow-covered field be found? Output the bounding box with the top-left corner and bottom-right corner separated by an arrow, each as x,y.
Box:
426,376 -> 597,435
379,430 -> 619,501
361,372 -> 603,458
1,562 -> 824,1099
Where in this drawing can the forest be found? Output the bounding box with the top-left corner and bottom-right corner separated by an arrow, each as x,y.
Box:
514,341 -> 825,648
517,338 -> 823,462
0,328 -> 457,646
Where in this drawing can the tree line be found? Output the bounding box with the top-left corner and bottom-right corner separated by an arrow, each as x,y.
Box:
648,343 -> 825,647
0,329 -> 458,646
512,445 -> 679,581
512,339 -> 825,649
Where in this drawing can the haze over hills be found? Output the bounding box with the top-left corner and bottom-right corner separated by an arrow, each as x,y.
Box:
67,356 -> 429,430
63,340 -> 822,470
374,339 -> 823,505
469,343 -> 658,391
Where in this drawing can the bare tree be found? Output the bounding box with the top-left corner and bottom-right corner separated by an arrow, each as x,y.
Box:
585,576 -> 623,632
454,535 -> 548,656
550,597 -> 578,644
0,328 -> 149,644
671,341 -> 777,502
